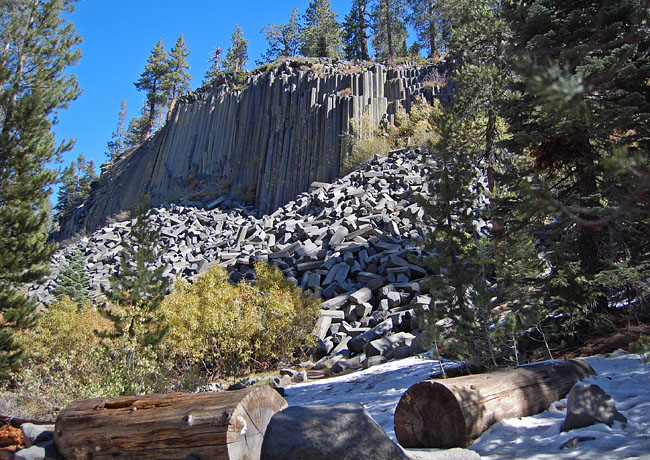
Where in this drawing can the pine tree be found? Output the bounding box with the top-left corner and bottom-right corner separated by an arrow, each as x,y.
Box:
124,102 -> 150,148
223,25 -> 249,73
98,197 -> 171,394
342,0 -> 370,61
407,0 -> 443,58
106,98 -> 128,161
260,7 -> 301,63
100,197 -> 170,347
203,47 -> 223,84
54,153 -> 97,226
500,0 -> 650,334
419,106 -> 503,369
300,0 -> 343,58
371,0 -> 409,61
54,247 -> 90,302
165,34 -> 191,120
134,38 -> 169,140
0,0 -> 82,373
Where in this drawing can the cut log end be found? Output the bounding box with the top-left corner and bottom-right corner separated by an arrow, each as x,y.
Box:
54,386 -> 288,460
394,381 -> 467,448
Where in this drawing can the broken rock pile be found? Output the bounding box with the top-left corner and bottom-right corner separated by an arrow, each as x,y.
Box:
31,148 -> 440,372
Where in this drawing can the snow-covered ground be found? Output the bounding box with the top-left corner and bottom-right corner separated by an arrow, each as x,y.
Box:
284,351 -> 650,459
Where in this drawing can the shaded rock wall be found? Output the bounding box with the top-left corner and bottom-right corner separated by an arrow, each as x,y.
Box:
63,60 -> 440,238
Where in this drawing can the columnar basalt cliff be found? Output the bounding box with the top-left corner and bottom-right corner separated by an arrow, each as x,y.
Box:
61,60 -> 440,238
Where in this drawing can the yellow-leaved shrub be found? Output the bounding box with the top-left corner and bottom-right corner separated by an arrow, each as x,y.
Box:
11,297 -> 114,418
159,263 -> 320,379
11,297 -> 179,419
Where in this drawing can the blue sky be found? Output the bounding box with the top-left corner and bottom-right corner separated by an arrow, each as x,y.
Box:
53,0 -> 354,193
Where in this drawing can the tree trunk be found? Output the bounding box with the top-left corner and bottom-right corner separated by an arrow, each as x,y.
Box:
167,86 -> 177,121
394,359 -> 595,448
359,1 -> 370,61
54,386 -> 288,460
386,0 -> 394,60
427,0 -> 436,58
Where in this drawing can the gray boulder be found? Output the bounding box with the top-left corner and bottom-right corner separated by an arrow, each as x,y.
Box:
261,403 -> 409,460
14,440 -> 62,460
561,384 -> 627,432
20,423 -> 54,447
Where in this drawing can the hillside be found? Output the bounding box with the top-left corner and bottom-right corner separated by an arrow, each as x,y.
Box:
34,148 -> 453,370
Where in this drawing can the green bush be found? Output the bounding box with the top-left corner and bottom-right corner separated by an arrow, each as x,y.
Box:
159,262 -> 320,380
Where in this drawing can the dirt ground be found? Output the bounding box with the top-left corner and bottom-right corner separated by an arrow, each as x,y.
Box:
527,312 -> 650,361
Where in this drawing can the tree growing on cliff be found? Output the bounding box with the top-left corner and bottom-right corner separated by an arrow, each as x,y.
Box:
165,34 -> 191,120
223,25 -> 249,73
371,0 -> 409,61
407,0 -> 444,58
260,7 -> 301,63
342,0 -> 371,61
124,102 -> 150,148
203,47 -> 223,84
106,99 -> 128,161
54,153 -> 97,227
300,0 -> 342,58
0,0 -> 82,374
134,38 -> 169,140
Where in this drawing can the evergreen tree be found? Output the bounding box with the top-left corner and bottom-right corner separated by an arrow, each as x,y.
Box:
0,0 -> 81,373
98,197 -> 171,394
106,98 -> 128,161
419,106 -> 503,369
342,0 -> 370,61
371,0 -> 409,61
203,47 -> 223,84
300,0 -> 343,58
134,38 -> 169,140
223,25 -> 249,73
124,102 -> 150,148
500,0 -> 650,334
100,197 -> 170,347
54,247 -> 90,302
260,7 -> 301,63
165,34 -> 191,120
407,0 -> 444,58
54,153 -> 97,226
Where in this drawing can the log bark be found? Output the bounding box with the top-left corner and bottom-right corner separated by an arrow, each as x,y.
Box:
394,359 -> 595,448
54,386 -> 288,460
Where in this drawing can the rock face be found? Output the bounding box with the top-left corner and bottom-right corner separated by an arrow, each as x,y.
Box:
61,60 -> 442,238
32,148 -> 457,370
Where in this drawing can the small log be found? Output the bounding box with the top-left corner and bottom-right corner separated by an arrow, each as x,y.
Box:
54,386 -> 288,460
394,359 -> 595,448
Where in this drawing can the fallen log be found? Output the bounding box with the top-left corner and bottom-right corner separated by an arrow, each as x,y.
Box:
394,359 -> 595,448
54,386 -> 288,460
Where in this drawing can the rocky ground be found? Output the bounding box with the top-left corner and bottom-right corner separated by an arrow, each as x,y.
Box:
32,148 -> 477,372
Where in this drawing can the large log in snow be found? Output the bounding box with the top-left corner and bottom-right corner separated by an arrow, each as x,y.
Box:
394,359 -> 595,448
54,386 -> 287,460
